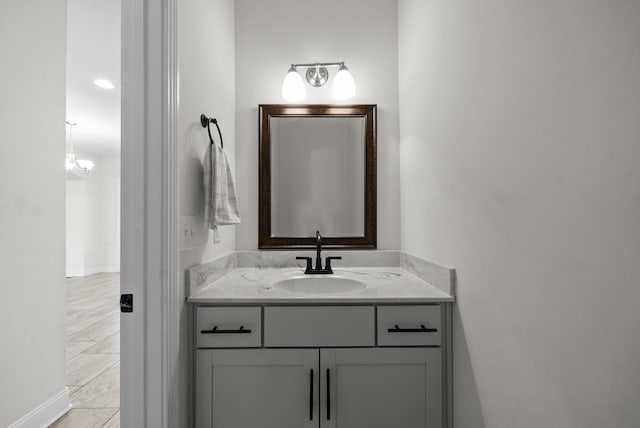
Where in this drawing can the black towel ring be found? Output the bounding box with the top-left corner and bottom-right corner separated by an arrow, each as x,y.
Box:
200,114 -> 223,149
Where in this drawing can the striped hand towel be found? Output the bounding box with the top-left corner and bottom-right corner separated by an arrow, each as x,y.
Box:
203,144 -> 241,227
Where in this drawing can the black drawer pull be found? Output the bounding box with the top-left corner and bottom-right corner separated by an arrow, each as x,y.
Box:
387,324 -> 437,333
326,368 -> 331,420
200,325 -> 252,334
309,369 -> 314,421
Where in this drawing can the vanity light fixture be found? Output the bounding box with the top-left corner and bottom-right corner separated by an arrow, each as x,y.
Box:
65,122 -> 95,173
332,63 -> 356,100
281,66 -> 306,102
281,62 -> 356,102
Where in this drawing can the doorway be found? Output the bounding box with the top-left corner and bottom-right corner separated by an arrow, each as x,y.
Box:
52,0 -> 122,426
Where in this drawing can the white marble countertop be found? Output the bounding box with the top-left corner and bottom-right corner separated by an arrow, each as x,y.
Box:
188,267 -> 455,304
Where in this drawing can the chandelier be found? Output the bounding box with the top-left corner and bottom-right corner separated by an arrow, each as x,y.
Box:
66,122 -> 95,173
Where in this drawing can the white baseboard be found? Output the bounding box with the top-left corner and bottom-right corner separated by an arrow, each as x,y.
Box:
9,387 -> 71,428
66,266 -> 120,277
83,266 -> 120,276
66,269 -> 84,278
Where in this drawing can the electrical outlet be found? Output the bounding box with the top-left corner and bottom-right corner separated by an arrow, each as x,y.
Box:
180,216 -> 197,251
213,227 -> 221,244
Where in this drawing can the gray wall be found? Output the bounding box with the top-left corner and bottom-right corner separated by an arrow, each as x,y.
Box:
398,1 -> 640,427
235,0 -> 400,249
0,0 -> 68,425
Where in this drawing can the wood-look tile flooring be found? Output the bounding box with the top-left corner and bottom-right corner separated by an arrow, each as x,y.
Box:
50,273 -> 120,428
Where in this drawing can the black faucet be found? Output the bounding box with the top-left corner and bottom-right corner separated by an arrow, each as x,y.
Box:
314,230 -> 323,271
296,230 -> 341,274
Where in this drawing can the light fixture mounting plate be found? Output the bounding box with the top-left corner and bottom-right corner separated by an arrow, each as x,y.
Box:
306,66 -> 329,87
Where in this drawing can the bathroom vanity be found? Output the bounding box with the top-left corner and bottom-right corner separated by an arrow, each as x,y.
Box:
188,263 -> 454,428
188,104 -> 453,427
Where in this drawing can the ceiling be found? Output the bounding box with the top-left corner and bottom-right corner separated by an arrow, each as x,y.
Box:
67,0 -> 120,156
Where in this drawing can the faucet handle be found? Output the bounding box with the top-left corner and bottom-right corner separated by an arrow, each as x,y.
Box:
324,256 -> 342,274
296,256 -> 313,274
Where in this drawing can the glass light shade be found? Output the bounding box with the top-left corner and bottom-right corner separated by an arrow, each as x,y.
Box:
282,67 -> 306,102
332,65 -> 356,100
76,159 -> 95,172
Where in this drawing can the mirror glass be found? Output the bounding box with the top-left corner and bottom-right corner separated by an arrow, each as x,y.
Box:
270,116 -> 365,237
259,104 -> 377,249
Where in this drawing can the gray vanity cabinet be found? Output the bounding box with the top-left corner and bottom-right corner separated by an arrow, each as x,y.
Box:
196,348 -> 318,428
320,348 -> 442,428
195,304 -> 450,428
196,347 -> 441,428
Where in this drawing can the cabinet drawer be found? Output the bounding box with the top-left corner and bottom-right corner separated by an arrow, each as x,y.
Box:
196,307 -> 261,348
377,305 -> 441,346
264,306 -> 374,347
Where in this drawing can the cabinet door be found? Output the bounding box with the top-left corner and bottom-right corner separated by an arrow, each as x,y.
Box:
320,348 -> 442,428
196,349 -> 319,428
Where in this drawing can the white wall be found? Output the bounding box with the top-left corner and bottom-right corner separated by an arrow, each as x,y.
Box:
178,0 -> 236,426
235,0 -> 400,249
66,154 -> 121,276
398,1 -> 640,427
0,0 -> 68,426
66,179 -> 86,275
179,0 -> 236,261
98,156 -> 121,271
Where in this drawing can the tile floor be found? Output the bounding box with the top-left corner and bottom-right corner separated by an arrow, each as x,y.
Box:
50,273 -> 120,428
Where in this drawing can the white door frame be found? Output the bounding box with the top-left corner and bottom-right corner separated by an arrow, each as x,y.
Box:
121,0 -> 179,426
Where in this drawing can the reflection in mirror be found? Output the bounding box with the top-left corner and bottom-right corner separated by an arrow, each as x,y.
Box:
259,104 -> 377,249
271,117 -> 365,237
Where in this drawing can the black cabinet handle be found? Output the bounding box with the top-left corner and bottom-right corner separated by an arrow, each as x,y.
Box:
309,369 -> 314,421
200,325 -> 252,334
326,368 -> 331,421
387,324 -> 438,333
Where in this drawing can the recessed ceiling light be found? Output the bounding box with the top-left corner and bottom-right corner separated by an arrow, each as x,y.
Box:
93,79 -> 115,89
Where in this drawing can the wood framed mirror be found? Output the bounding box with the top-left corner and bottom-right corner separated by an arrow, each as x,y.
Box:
259,104 -> 377,249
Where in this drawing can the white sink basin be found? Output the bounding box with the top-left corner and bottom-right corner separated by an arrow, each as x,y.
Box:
273,276 -> 366,294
